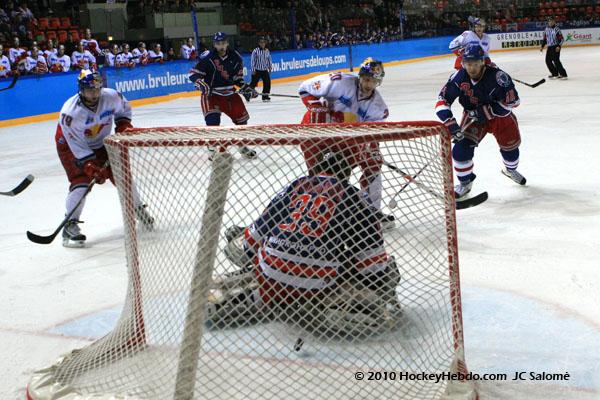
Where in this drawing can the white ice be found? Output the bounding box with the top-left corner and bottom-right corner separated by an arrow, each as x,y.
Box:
1,46 -> 599,400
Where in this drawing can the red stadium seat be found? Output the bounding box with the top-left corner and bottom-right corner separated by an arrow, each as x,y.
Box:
46,31 -> 57,41
49,17 -> 61,30
540,8 -> 547,16
70,30 -> 80,42
38,17 -> 49,30
60,17 -> 71,29
58,30 -> 68,43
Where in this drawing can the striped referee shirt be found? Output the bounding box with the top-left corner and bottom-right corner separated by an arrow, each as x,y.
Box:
251,47 -> 272,72
543,26 -> 564,47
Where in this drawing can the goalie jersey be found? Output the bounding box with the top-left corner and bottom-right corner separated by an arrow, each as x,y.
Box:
58,88 -> 132,162
435,66 -> 520,124
243,174 -> 389,300
298,72 -> 389,122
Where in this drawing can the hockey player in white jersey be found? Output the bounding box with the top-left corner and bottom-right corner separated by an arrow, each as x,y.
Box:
71,41 -> 97,71
56,70 -> 154,247
48,45 -> 71,73
298,58 -> 393,226
449,17 -> 493,70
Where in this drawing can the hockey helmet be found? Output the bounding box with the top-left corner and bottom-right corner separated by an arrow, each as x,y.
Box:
78,69 -> 103,91
358,57 -> 385,83
213,31 -> 228,42
471,17 -> 486,27
462,43 -> 485,61
315,151 -> 352,181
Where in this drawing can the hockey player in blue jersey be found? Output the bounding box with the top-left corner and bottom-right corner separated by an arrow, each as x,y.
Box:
210,151 -> 401,334
435,43 -> 526,199
188,32 -> 257,159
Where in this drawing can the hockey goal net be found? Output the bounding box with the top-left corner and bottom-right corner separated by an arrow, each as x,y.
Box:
27,122 -> 476,400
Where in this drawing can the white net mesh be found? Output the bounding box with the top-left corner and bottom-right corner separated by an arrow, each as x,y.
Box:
27,122 -> 476,400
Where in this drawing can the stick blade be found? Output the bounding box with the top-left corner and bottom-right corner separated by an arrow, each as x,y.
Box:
27,230 -> 57,244
456,191 -> 488,210
530,78 -> 546,88
0,175 -> 34,196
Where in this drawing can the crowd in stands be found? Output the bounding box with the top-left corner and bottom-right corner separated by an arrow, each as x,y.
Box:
2,0 -> 600,78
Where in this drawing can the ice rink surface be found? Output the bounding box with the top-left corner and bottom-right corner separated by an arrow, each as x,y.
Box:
1,46 -> 599,399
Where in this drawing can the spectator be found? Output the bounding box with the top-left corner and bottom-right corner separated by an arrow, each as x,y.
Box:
165,47 -> 178,61
148,43 -> 164,63
64,32 -> 77,55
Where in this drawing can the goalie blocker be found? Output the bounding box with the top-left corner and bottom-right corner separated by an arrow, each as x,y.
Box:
211,152 -> 402,336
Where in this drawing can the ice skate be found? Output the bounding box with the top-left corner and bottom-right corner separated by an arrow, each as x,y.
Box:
62,220 -> 86,248
135,204 -> 155,229
239,146 -> 257,160
454,179 -> 474,199
501,168 -> 526,185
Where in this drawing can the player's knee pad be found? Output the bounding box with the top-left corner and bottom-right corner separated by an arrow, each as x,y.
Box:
205,113 -> 221,126
500,148 -> 519,162
452,139 -> 476,162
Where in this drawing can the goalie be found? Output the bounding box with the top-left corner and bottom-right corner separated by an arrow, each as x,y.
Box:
210,151 -> 401,336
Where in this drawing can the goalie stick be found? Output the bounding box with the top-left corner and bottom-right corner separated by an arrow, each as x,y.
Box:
0,73 -> 19,92
27,177 -> 98,244
513,77 -> 546,88
0,175 -> 34,196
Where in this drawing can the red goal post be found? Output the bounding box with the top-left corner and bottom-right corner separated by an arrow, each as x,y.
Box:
27,121 -> 477,400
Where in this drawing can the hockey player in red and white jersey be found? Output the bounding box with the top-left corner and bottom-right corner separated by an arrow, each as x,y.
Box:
72,42 -> 97,71
180,37 -> 197,60
132,42 -> 149,65
449,17 -> 493,70
56,70 -> 154,247
0,44 -> 11,78
81,28 -> 102,57
148,43 -> 164,63
116,44 -> 135,68
298,58 -> 393,226
24,47 -> 48,75
48,45 -> 71,73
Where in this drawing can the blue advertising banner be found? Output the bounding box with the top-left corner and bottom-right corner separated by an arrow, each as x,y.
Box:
0,36 -> 454,122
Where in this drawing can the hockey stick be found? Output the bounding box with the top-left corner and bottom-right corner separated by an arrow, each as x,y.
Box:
0,175 -> 34,196
384,162 -> 444,201
513,78 -> 546,88
27,178 -> 98,244
387,163 -> 430,209
0,74 -> 19,92
238,88 -> 300,99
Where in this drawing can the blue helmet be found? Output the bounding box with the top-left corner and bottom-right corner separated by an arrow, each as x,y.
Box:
213,32 -> 228,42
462,43 -> 485,61
78,69 -> 102,91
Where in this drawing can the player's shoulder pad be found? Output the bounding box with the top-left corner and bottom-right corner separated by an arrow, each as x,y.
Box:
339,72 -> 358,81
60,93 -> 80,114
494,69 -> 513,87
233,50 -> 244,60
448,69 -> 463,82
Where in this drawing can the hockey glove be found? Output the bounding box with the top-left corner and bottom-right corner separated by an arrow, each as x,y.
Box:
83,160 -> 112,185
304,96 -> 331,123
115,119 -> 133,133
444,118 -> 464,141
238,83 -> 257,102
194,79 -> 211,96
468,104 -> 494,123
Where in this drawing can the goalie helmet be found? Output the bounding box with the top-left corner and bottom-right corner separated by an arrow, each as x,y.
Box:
359,57 -> 385,83
314,151 -> 352,181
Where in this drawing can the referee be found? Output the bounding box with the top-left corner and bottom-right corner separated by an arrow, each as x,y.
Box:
250,36 -> 272,102
540,16 -> 567,79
